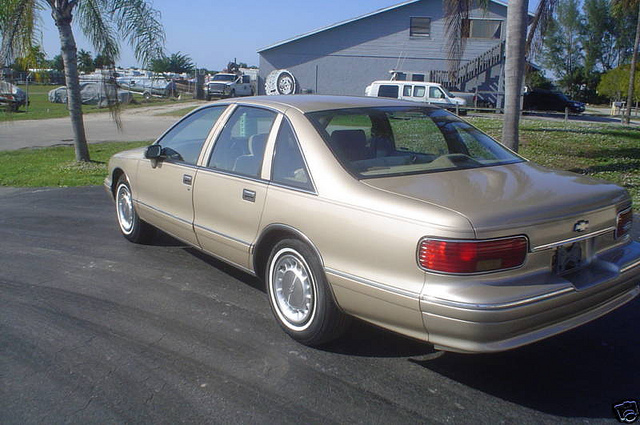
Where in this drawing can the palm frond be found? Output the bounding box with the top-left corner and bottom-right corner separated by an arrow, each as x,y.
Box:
525,0 -> 557,57
75,0 -> 120,62
110,0 -> 165,66
443,0 -> 471,78
0,0 -> 43,67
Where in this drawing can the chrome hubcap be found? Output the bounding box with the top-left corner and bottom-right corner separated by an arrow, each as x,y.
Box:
116,184 -> 134,234
272,251 -> 314,327
278,76 -> 293,94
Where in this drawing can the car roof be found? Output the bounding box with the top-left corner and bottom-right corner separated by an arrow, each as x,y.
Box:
369,80 -> 439,86
222,95 -> 439,113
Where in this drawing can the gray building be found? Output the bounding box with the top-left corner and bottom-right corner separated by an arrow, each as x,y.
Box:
258,0 -> 516,105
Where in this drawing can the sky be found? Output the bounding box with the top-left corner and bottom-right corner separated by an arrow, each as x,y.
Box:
40,0 -> 540,71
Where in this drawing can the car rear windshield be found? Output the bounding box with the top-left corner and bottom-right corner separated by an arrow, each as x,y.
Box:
306,107 -> 523,178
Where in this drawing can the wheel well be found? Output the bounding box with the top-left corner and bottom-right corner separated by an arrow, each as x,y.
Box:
253,227 -> 320,281
111,168 -> 125,197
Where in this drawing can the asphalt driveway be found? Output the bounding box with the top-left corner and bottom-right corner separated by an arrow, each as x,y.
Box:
1,186 -> 639,424
0,102 -> 204,151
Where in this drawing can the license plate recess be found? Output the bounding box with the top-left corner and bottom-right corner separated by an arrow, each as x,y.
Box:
553,241 -> 585,275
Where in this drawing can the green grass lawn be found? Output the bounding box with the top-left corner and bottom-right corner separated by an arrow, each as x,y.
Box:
159,105 -> 201,117
468,116 -> 640,207
0,84 -> 196,122
0,141 -> 149,187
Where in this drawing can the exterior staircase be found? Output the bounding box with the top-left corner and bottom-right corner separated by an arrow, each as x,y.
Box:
429,41 -> 505,107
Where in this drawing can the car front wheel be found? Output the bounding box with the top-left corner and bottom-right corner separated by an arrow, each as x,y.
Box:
266,239 -> 349,346
115,177 -> 155,243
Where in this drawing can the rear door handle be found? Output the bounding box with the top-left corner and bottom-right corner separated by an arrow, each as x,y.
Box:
183,174 -> 193,186
242,189 -> 256,202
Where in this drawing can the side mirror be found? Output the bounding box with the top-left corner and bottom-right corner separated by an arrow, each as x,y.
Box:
145,144 -> 163,159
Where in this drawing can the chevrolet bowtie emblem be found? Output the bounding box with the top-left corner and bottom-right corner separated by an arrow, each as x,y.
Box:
573,220 -> 589,233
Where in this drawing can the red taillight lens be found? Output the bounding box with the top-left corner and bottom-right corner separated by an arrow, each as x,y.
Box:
418,237 -> 528,274
616,208 -> 633,239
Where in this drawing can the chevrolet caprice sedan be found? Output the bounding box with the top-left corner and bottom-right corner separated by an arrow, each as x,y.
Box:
105,95 -> 640,353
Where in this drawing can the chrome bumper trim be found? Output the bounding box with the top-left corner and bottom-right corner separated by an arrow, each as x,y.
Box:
621,258 -> 640,274
531,227 -> 616,252
422,287 -> 575,311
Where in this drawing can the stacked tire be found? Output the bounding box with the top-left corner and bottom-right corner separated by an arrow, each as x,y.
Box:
265,69 -> 297,95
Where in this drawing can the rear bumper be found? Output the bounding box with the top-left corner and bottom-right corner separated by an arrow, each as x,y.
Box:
421,241 -> 640,353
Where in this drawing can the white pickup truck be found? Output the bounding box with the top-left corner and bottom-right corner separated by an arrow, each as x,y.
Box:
365,80 -> 467,108
205,73 -> 254,100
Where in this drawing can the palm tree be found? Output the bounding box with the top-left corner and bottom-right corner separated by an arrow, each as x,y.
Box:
150,52 -> 195,74
77,49 -> 94,74
620,0 -> 640,125
501,0 -> 529,152
0,0 -> 165,162
445,0 -> 556,152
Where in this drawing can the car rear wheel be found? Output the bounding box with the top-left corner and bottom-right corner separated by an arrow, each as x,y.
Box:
266,239 -> 349,346
115,176 -> 155,243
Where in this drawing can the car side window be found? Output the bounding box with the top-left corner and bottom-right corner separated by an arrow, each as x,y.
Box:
157,106 -> 226,165
429,87 -> 444,99
271,119 -> 313,192
378,85 -> 399,98
413,86 -> 426,97
207,106 -> 277,178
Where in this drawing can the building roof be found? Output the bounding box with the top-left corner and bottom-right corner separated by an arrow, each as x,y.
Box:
257,0 -> 524,53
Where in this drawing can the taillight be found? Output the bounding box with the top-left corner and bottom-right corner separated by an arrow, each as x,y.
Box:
418,237 -> 528,274
616,208 -> 633,239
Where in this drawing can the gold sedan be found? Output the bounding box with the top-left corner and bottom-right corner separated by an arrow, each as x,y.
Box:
106,95 -> 640,353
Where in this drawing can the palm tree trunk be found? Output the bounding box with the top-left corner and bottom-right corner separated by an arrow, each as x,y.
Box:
52,6 -> 91,162
623,2 -> 640,125
501,0 -> 529,151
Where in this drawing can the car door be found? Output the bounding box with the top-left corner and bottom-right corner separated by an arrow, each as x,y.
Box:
240,75 -> 252,95
135,105 -> 228,245
193,105 -> 278,270
399,84 -> 413,101
427,85 -> 451,106
412,85 -> 427,103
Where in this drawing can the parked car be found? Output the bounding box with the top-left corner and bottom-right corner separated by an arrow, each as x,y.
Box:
365,80 -> 467,108
523,88 -> 585,114
48,82 -> 133,107
205,73 -> 253,100
106,95 -> 639,353
116,77 -> 176,99
0,81 -> 28,111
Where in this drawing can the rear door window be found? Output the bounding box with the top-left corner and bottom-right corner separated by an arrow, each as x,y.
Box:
271,120 -> 313,191
207,106 -> 277,178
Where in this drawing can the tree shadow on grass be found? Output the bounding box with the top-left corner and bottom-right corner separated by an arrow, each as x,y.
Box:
568,160 -> 640,175
525,126 -> 640,141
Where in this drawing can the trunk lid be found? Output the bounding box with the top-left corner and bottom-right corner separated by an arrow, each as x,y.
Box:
363,162 -> 629,248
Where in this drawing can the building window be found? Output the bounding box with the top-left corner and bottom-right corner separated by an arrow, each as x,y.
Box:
462,19 -> 503,39
410,17 -> 431,37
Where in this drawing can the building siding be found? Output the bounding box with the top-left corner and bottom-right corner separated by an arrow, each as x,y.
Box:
258,0 -> 508,97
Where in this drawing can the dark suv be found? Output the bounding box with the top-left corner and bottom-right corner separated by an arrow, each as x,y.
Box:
523,89 -> 585,114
